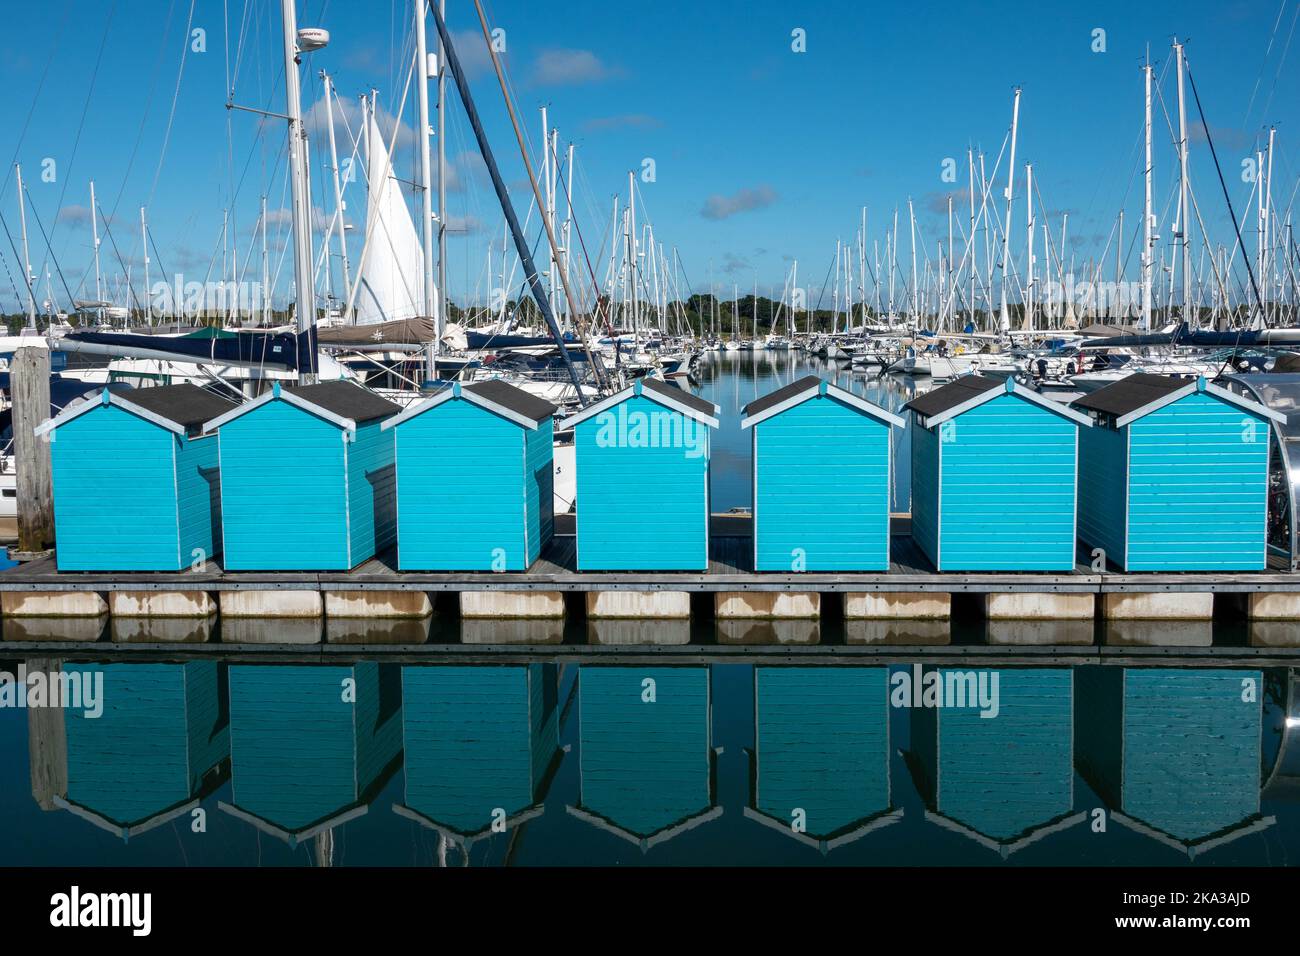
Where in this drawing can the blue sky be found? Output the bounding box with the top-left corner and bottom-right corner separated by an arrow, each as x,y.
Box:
1,0 -> 1296,313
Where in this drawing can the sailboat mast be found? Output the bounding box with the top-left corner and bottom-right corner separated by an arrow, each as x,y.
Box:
1174,40 -> 1191,325
436,0 -> 447,349
1141,59 -> 1153,331
261,195 -> 271,325
859,206 -> 867,327
968,147 -> 976,328
1263,125 -> 1275,325
415,0 -> 437,377
998,87 -> 1021,332
908,198 -> 918,327
280,0 -> 316,357
15,164 -> 36,330
322,73 -> 352,316
141,206 -> 151,326
90,179 -> 103,323
1024,163 -> 1034,332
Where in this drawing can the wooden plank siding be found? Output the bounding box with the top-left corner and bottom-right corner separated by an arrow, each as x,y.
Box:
345,422 -> 396,568
575,396 -> 711,571
1076,668 -> 1262,845
50,404 -> 214,571
578,666 -> 712,838
524,418 -> 555,566
401,664 -> 557,834
752,396 -> 892,571
1125,393 -> 1270,571
218,401 -> 351,570
753,666 -> 889,837
1076,422 -> 1128,564
64,662 -> 228,827
914,667 -> 1074,842
392,399 -> 549,571
913,394 -> 1080,571
227,664 -> 400,833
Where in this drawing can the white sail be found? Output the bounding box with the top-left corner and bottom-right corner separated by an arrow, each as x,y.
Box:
353,114 -> 425,325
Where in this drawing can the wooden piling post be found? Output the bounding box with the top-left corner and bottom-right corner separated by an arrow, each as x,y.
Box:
13,346 -> 53,553
27,657 -> 68,811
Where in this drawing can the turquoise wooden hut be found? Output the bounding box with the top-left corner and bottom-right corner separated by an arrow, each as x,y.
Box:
395,664 -> 560,845
203,380 -> 399,571
559,377 -> 720,571
748,667 -> 898,853
37,384 -> 236,571
741,377 -> 904,572
1075,667 -> 1271,858
381,379 -> 556,571
905,376 -> 1092,571
909,667 -> 1082,857
569,666 -> 719,850
219,663 -> 402,846
1071,374 -> 1284,571
57,661 -> 230,840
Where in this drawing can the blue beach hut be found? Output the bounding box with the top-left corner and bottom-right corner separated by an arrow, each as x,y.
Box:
569,666 -> 719,851
908,667 -> 1082,858
203,380 -> 400,571
37,384 -> 236,571
905,375 -> 1092,571
748,666 -> 899,853
741,376 -> 904,571
1071,374 -> 1284,571
219,663 -> 403,848
559,377 -> 720,571
57,661 -> 230,840
381,379 -> 556,571
1075,668 -> 1271,858
395,664 -> 560,847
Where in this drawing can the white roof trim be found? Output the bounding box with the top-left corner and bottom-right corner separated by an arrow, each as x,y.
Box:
1111,380 -> 1198,428
381,384 -> 539,431
1112,379 -> 1287,427
202,385 -> 354,434
35,389 -> 187,438
559,381 -> 719,430
741,381 -> 905,429
919,379 -> 1093,429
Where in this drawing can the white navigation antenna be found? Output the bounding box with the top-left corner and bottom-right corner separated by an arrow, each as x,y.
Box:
297,27 -> 330,52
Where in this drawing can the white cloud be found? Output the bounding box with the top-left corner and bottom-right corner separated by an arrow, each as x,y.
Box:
701,185 -> 778,221
531,48 -> 622,86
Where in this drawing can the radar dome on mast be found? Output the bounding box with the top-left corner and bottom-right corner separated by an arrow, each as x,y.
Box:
297,27 -> 329,52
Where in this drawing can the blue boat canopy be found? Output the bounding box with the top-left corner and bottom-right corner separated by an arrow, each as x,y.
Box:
740,375 -> 904,429
558,376 -> 720,430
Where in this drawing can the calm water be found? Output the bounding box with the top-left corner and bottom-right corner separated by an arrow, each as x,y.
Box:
0,655 -> 1294,867
2,356 -> 1295,868
694,351 -> 919,512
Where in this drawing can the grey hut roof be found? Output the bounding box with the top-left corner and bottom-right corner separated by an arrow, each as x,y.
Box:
463,379 -> 556,423
903,375 -> 1002,418
33,383 -> 239,439
639,375 -> 718,418
1069,372 -> 1286,427
286,381 -> 401,424
742,376 -> 822,418
558,375 -> 721,430
1070,373 -> 1189,418
380,378 -> 557,431
903,374 -> 1093,428
740,375 -> 905,429
124,384 -> 238,435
